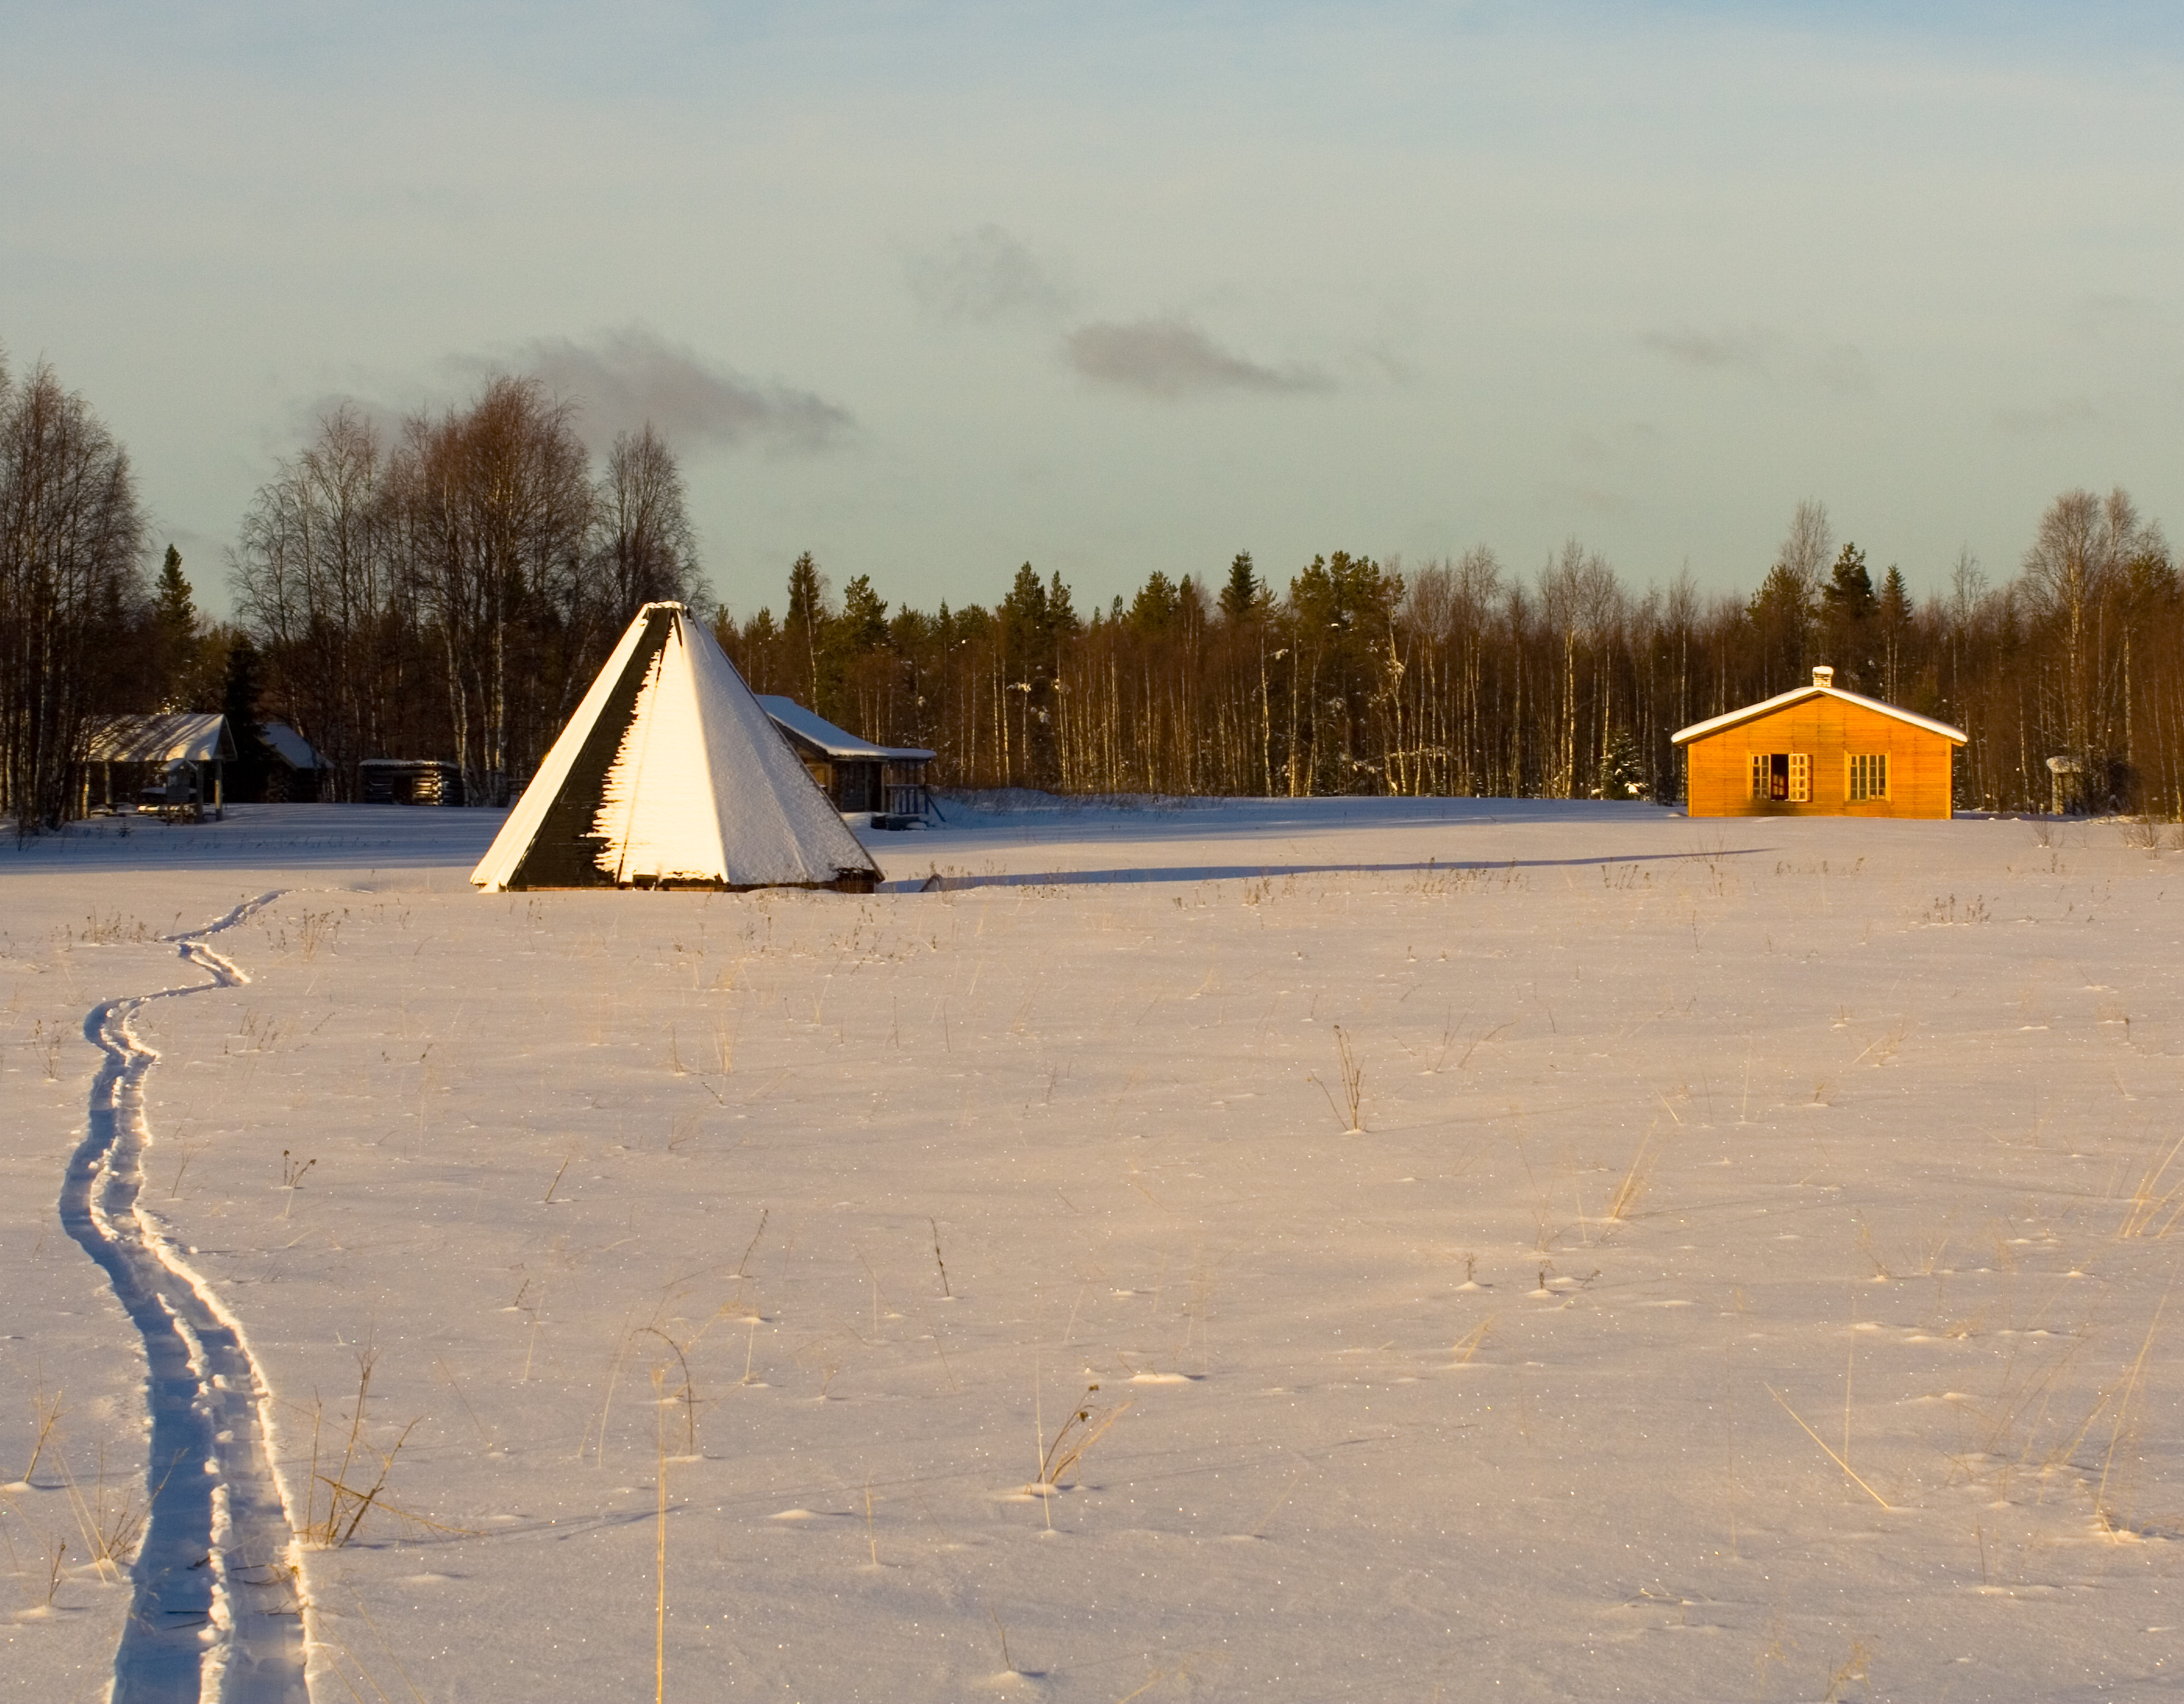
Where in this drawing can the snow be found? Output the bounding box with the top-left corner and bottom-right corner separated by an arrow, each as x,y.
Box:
757,696 -> 936,763
258,725 -> 324,773
5,799 -> 2182,1701
84,713 -> 239,766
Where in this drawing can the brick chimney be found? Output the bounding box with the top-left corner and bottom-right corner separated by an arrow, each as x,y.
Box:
1812,665 -> 1834,687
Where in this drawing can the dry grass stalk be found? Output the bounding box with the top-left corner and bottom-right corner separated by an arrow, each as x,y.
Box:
930,1219 -> 952,1299
1037,1383 -> 1133,1487
1332,1026 -> 1363,1131
1309,1027 -> 1366,1133
1765,1384 -> 1892,1510
638,1327 -> 699,1456
45,1447 -> 121,1589
302,1352 -> 442,1548
1848,1018 -> 1912,1068
1450,1317 -> 1495,1364
53,1444 -> 150,1579
316,1421 -> 419,1548
1822,1638 -> 1872,1703
19,1387 -> 63,1485
2118,1132 -> 2184,1239
2094,1299 -> 2166,1534
1603,1139 -> 1655,1224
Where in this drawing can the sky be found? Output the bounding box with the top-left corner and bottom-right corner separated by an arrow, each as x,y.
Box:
4,2 -> 2181,622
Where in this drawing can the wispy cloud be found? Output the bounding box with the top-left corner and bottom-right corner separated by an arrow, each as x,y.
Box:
1641,325 -> 1773,376
461,328 -> 853,453
1993,397 -> 2099,433
904,225 -> 1070,323
1642,325 -> 1869,394
2073,294 -> 2159,338
1064,317 -> 1331,399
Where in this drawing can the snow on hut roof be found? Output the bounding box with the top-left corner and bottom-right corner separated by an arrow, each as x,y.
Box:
757,697 -> 935,763
1670,683 -> 1967,747
260,721 -> 326,770
82,711 -> 239,765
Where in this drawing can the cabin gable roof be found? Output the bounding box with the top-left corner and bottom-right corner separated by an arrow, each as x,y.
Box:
1671,685 -> 1966,747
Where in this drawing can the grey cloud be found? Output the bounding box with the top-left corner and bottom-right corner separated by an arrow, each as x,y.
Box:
280,390 -> 412,451
1642,326 -> 1775,375
1643,326 -> 1869,393
465,329 -> 853,453
1064,318 -> 1331,399
1538,478 -> 1638,519
1812,343 -> 1871,395
1569,422 -> 1664,469
905,226 -> 1069,324
1993,398 -> 2099,433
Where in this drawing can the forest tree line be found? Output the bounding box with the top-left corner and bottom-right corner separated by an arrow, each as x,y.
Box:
4,351 -> 2179,828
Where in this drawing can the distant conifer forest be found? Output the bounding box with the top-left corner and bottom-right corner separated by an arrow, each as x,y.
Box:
4,352 -> 2177,829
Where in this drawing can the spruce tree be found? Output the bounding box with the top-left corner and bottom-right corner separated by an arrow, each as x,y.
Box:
152,545 -> 203,709
1219,551 -> 1263,621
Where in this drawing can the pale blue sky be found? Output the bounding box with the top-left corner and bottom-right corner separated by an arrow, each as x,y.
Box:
5,2 -> 2179,619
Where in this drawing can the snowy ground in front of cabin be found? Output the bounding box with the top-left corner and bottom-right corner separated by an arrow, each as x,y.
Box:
3,799 -> 2182,1703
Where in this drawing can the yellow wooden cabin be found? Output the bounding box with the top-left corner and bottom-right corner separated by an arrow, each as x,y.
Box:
1672,667 -> 1966,818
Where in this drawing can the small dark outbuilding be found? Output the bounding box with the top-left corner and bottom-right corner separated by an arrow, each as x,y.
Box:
259,722 -> 331,802
359,759 -> 466,806
757,697 -> 937,823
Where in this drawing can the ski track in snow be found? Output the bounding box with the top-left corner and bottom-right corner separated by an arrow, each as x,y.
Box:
59,893 -> 309,1704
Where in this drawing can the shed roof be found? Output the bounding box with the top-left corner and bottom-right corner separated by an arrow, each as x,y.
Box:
83,711 -> 239,765
757,697 -> 935,763
260,720 -> 327,770
1671,684 -> 1967,747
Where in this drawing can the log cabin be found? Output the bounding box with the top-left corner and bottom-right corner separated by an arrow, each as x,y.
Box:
757,697 -> 937,823
1673,667 -> 1965,818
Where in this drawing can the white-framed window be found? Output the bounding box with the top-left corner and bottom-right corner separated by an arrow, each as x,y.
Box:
1751,752 -> 1811,802
1847,752 -> 1889,801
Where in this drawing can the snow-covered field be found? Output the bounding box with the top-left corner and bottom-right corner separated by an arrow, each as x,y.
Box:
4,798 -> 2181,1702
